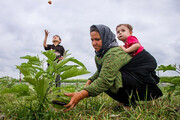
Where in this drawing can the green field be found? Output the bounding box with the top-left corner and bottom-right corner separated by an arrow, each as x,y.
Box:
0,76 -> 180,120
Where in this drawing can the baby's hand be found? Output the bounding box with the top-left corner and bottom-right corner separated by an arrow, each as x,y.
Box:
120,45 -> 124,49
120,45 -> 127,52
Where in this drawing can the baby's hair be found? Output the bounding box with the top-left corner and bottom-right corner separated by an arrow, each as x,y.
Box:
116,24 -> 133,32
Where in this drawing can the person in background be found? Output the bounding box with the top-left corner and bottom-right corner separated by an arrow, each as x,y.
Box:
43,29 -> 65,89
63,25 -> 162,112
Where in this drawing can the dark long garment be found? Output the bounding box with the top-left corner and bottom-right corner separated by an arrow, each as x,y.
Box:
106,49 -> 163,106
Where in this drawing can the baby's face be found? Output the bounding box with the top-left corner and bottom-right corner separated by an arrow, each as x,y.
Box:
116,25 -> 132,42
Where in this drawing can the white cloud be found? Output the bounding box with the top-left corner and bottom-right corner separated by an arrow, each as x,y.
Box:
0,0 -> 180,78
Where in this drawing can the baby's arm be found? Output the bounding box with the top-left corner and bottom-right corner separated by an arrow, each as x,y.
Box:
120,43 -> 140,53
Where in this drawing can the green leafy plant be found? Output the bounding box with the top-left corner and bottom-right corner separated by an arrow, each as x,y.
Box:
157,64 -> 180,74
157,64 -> 180,103
0,76 -> 18,89
0,50 -> 90,114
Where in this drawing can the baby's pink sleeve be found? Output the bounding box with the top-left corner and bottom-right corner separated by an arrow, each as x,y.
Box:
127,36 -> 139,45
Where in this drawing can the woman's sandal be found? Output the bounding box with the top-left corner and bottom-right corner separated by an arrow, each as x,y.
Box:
52,100 -> 67,106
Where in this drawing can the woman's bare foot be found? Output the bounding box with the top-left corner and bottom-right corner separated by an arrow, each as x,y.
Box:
118,102 -> 124,106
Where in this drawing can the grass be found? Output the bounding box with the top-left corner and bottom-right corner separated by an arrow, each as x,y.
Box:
0,77 -> 180,120
61,79 -> 88,83
0,92 -> 179,120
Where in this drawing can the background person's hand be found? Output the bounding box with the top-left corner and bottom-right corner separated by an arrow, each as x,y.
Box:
63,90 -> 89,112
44,29 -> 50,37
58,56 -> 63,61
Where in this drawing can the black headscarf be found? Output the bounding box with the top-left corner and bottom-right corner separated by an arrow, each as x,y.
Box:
90,25 -> 119,57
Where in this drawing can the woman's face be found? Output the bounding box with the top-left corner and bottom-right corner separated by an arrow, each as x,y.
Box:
90,31 -> 102,52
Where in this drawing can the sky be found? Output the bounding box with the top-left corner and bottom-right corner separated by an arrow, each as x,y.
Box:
0,0 -> 180,79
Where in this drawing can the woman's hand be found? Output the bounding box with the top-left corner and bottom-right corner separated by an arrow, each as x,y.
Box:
63,90 -> 89,112
84,80 -> 92,88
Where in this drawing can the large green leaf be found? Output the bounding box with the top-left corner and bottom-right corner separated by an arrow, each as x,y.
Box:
63,50 -> 71,58
68,57 -> 86,68
47,63 -> 55,74
20,63 -> 43,72
17,62 -> 43,77
171,78 -> 180,85
35,71 -> 44,79
61,67 -> 90,80
24,76 -> 36,86
157,65 -> 176,72
46,59 -> 53,66
55,58 -> 70,70
20,55 -> 39,61
24,66 -> 38,75
55,57 -> 86,70
57,65 -> 79,73
34,78 -> 50,102
20,55 -> 41,66
42,50 -> 56,61
16,65 -> 30,76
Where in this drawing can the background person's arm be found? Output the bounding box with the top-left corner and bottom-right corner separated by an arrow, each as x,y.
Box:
43,29 -> 49,48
